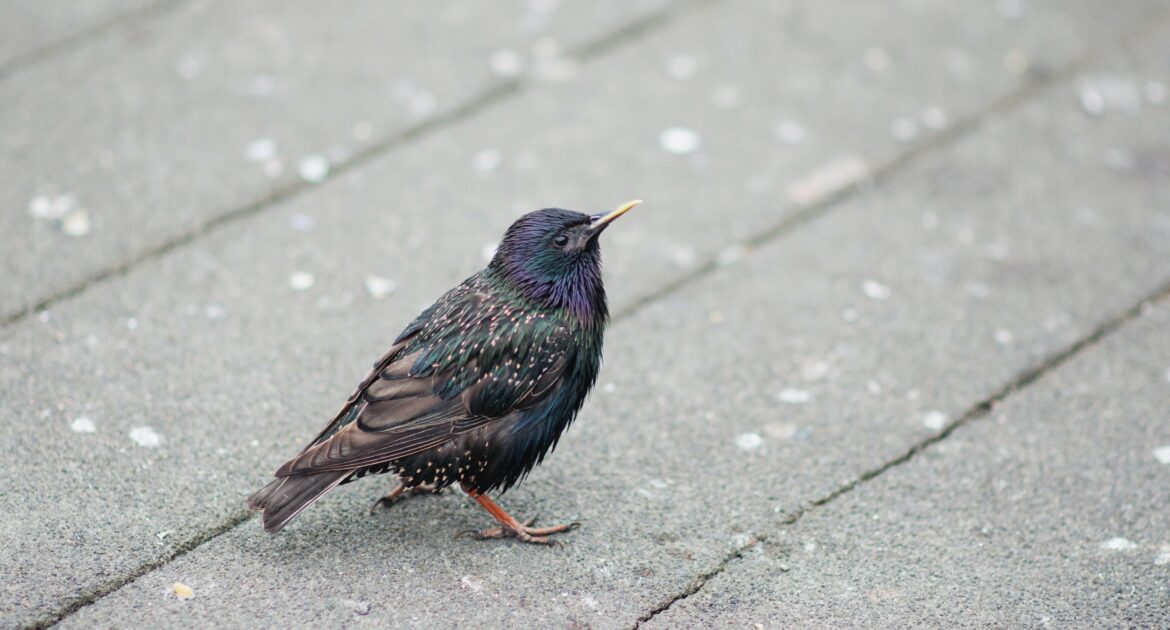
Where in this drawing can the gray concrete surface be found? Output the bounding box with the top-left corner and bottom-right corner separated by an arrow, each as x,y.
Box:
2,0 -> 1169,628
645,297 -> 1170,629
0,0 -> 671,320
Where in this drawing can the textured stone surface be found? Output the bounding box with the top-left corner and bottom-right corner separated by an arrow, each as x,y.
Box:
646,298 -> 1170,629
3,0 -> 1170,627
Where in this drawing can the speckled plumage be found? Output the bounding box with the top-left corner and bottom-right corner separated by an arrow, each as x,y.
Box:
249,206 -> 631,536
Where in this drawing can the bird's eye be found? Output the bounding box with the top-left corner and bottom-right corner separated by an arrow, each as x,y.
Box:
553,234 -> 569,247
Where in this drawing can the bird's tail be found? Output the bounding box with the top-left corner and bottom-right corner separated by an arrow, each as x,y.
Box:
247,470 -> 350,533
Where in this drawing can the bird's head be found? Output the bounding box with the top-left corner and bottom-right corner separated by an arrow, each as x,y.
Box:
489,200 -> 641,319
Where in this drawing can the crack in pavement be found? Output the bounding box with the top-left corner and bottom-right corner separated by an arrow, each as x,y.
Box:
632,277 -> 1170,627
623,12 -> 1170,626
0,0 -> 711,327
0,0 -> 188,83
16,2 -> 1170,628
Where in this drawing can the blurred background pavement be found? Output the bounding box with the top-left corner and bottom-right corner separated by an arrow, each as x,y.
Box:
2,0 -> 1169,627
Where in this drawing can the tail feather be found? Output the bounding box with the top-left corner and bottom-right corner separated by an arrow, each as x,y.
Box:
247,471 -> 350,533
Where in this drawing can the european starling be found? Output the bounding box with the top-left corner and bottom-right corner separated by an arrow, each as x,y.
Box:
248,200 -> 641,544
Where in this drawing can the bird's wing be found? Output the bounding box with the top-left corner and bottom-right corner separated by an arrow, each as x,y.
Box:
275,281 -> 572,477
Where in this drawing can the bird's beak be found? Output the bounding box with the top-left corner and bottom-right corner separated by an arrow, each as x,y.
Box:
588,199 -> 642,235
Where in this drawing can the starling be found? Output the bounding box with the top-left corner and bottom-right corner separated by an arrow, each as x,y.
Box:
248,200 -> 641,544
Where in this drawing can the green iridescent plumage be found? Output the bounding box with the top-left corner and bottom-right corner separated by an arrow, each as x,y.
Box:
248,203 -> 637,541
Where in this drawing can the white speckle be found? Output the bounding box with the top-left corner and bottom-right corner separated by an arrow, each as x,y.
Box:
298,155 -> 329,183
250,439 -> 260,447
60,209 -> 92,237
1154,544 -> 1170,565
602,382 -> 616,394
862,47 -> 890,72
460,575 -> 484,592
289,271 -> 315,291
890,117 -> 919,142
364,274 -> 397,300
774,119 -> 805,144
921,107 -> 949,130
126,317 -> 138,330
803,539 -> 818,553
352,121 -> 373,142
994,328 -> 1014,345
716,244 -> 747,266
205,304 -> 226,319
648,479 -> 668,489
866,380 -> 883,395
666,54 -> 697,80
1165,368 -> 1170,383
1079,84 -> 1105,115
156,530 -> 173,540
473,149 -> 502,172
764,422 -> 798,440
921,212 -> 940,230
1153,446 -> 1170,465
289,213 -> 316,232
1145,81 -> 1168,106
489,49 -> 524,78
777,388 -> 811,404
659,127 -> 701,155
70,416 -> 96,433
801,359 -> 830,381
481,242 -> 498,262
862,279 -> 890,300
734,428 -> 762,449
1100,537 -> 1137,551
245,138 -> 277,162
175,54 -> 202,80
129,426 -> 162,448
666,245 -> 697,269
731,532 -> 754,547
710,85 -> 741,108
581,594 -> 599,609
28,195 -> 60,219
841,307 -> 858,322
786,157 -> 869,205
922,410 -> 947,431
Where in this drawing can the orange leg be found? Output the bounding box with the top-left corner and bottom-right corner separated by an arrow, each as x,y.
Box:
459,483 -> 579,545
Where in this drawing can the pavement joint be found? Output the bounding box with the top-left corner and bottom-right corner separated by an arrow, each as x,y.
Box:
26,508 -> 252,630
630,278 -> 1170,627
0,0 -> 187,83
0,0 -> 706,328
15,3 -> 1170,627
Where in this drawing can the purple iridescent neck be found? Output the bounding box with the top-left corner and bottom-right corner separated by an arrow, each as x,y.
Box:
488,251 -> 608,325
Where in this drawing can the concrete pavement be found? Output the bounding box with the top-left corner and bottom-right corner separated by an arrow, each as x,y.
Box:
2,0 -> 1169,628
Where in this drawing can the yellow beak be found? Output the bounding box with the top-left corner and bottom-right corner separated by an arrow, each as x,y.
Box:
589,199 -> 642,232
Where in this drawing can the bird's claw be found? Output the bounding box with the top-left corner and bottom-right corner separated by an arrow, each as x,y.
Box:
455,516 -> 579,545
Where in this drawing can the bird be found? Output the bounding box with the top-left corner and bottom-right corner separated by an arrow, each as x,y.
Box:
248,199 -> 641,544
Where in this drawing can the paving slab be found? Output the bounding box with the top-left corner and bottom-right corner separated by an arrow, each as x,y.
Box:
7,17 -> 1165,629
645,295 -> 1170,629
0,0 -> 167,72
0,0 -> 672,320
3,0 -> 1163,323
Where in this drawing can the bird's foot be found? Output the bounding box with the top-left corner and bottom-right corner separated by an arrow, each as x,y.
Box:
457,516 -> 580,545
368,483 -> 442,514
